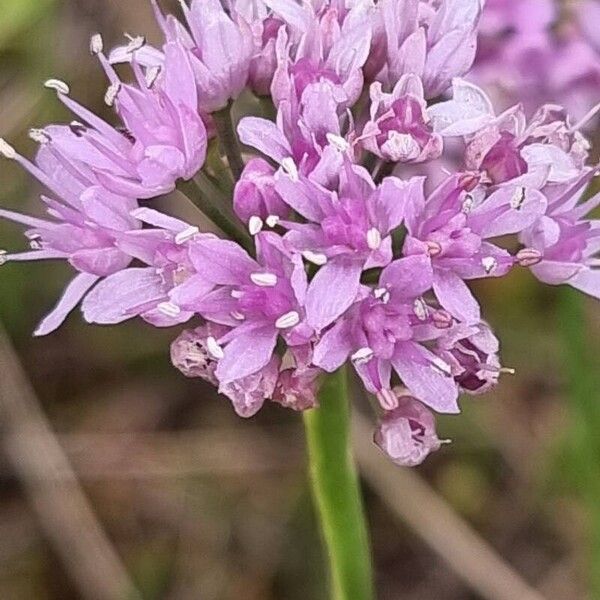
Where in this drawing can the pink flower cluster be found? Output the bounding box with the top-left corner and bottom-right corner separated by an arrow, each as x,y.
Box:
1,0 -> 599,466
472,0 -> 600,123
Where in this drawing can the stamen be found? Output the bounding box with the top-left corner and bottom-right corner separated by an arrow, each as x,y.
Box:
432,309 -> 453,329
206,336 -> 225,360
44,79 -> 70,95
302,250 -> 328,266
250,272 -> 278,287
482,256 -> 498,274
374,287 -> 390,304
425,240 -> 442,257
0,139 -> 16,159
89,33 -> 104,55
275,310 -> 300,329
413,298 -> 428,321
326,133 -> 350,152
431,356 -> 452,376
377,388 -> 399,410
145,66 -> 162,88
367,227 -> 381,250
281,157 -> 299,182
28,129 -> 50,144
125,34 -> 146,53
157,301 -> 181,317
174,226 -> 199,245
266,214 -> 280,228
516,247 -> 542,267
510,187 -> 526,210
231,311 -> 245,321
461,193 -> 474,213
0,250 -> 7,266
69,121 -> 87,136
248,215 -> 263,236
351,347 -> 374,365
500,367 -> 516,375
231,290 -> 243,299
104,82 -> 121,107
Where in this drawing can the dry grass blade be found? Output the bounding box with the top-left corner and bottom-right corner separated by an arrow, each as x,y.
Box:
0,322 -> 142,600
352,413 -> 548,600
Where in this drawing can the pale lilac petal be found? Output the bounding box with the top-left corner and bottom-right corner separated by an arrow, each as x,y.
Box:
433,269 -> 480,324
312,318 -> 355,373
34,273 -> 99,336
216,326 -> 278,383
189,239 -> 256,284
306,257 -> 363,331
82,267 -> 165,324
392,342 -> 459,414
237,116 -> 292,163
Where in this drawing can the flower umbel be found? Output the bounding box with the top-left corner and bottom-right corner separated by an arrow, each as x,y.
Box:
1,0 -> 599,472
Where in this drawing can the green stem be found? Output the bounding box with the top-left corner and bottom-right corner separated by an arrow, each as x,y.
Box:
303,367 -> 374,600
177,177 -> 253,253
213,102 -> 245,181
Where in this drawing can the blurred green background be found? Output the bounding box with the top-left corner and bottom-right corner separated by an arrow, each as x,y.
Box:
0,1 -> 599,599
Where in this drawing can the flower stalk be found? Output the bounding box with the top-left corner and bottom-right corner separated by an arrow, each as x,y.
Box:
176,177 -> 253,253
303,367 -> 375,600
213,101 -> 246,181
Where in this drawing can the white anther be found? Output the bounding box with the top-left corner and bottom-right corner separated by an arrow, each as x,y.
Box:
426,240 -> 442,257
44,79 -> 70,95
366,227 -> 382,250
30,239 -> 42,250
302,250 -> 328,266
157,301 -> 181,317
206,336 -> 225,359
384,132 -> 419,161
231,289 -> 243,299
104,83 -> 121,107
90,33 -> 104,55
231,311 -> 245,321
275,310 -> 300,329
374,287 -> 390,304
281,157 -> 299,182
145,66 -> 161,88
413,298 -> 428,321
174,226 -> 199,245
326,132 -> 350,152
250,272 -> 278,287
351,347 -> 374,365
461,193 -> 474,214
431,356 -> 452,376
510,187 -> 526,210
482,256 -> 498,274
0,250 -> 7,266
500,366 -> 516,375
125,35 -> 146,53
70,121 -> 86,135
266,214 -> 280,228
0,139 -> 16,159
248,215 -> 263,236
28,128 -> 50,144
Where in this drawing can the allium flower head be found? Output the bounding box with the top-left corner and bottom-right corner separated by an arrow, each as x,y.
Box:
2,0 -> 600,469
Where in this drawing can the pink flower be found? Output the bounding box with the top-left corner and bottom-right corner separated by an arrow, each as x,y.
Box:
359,75 -> 442,164
123,0 -> 254,113
0,138 -> 139,335
375,0 -> 484,98
39,37 -> 207,199
520,170 -> 600,299
374,394 -> 445,467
